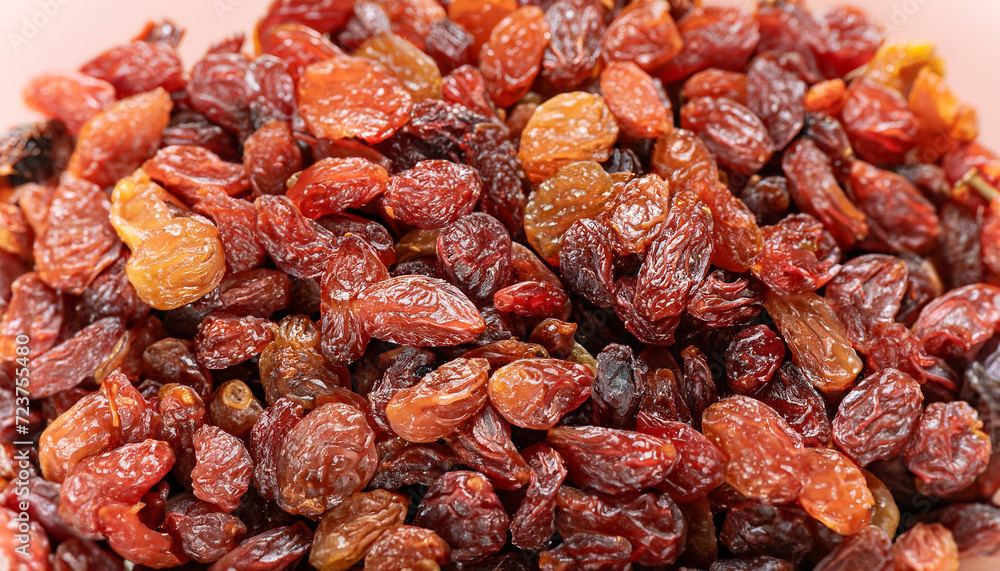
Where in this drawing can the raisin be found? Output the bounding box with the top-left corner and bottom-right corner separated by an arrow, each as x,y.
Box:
725,325 -> 784,395
525,161 -> 615,264
860,470 -> 899,538
97,503 -> 188,567
277,403 -> 378,517
249,398 -> 304,501
637,413 -> 726,502
488,358 -> 593,429
29,317 -> 126,399
321,236 -> 390,365
543,532 -> 633,569
841,79 -> 918,165
624,190 -> 712,345
687,270 -> 764,328
753,213 -> 841,296
80,40 -> 185,98
38,374 -> 153,483
157,383 -> 207,488
480,6 -> 550,108
425,18 -> 475,74
601,0 -> 683,71
446,0 -> 515,51
110,171 -> 226,310
596,173 -> 672,257
658,6 -> 760,82
911,283 -> 1000,360
143,145 -> 251,205
905,401 -> 991,496
208,380 -> 264,439
298,56 -> 413,144
812,526 -> 892,571
518,93 -> 619,183
191,426 -> 253,512
58,439 -> 175,537
555,485 -> 686,566
542,0 -> 604,90
162,494 -> 247,563
384,160 -> 483,229
832,368 -> 923,467
650,127 -> 719,195
365,525 -> 451,569
848,160 -> 940,254
511,444 -> 566,550
288,157 -> 388,219
442,65 -> 498,119
756,362 -> 832,448
681,97 -> 773,176
437,213 -> 513,304
592,344 -> 644,430
683,69 -> 749,105
443,403 -> 532,490
746,53 -> 808,151
782,138 -> 869,249
798,447 -> 874,535
600,61 -> 673,139
493,280 -> 569,319
892,522 -> 960,571
935,503 -> 1000,557
824,254 -> 908,354
356,33 -> 444,102
33,176 -> 121,294
547,425 -> 677,495
309,489 -> 409,570
353,275 -> 486,346
813,6 -> 883,78
764,290 -> 862,394
68,88 -> 172,188
259,315 -> 345,407
194,313 -> 274,370
368,438 -> 462,490
143,338 -> 212,397
377,0 -> 447,50
52,538 -> 124,571
719,502 -> 815,563
702,396 -> 805,503
414,470 -> 510,562
207,522 -> 313,571
385,357 -> 489,442
243,120 -> 303,196
806,79 -> 847,115
710,556 -> 796,571
254,195 -> 342,280
934,201 -> 983,290
23,72 -> 116,134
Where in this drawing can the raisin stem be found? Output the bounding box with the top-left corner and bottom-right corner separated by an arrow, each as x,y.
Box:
958,167 -> 1000,202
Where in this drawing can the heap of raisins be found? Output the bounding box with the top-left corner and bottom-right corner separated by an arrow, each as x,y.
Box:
3,0 -> 1000,569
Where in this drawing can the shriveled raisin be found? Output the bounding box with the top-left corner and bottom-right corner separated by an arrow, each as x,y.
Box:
832,368 -> 923,467
702,396 -> 805,503
277,403 -> 377,517
518,93 -> 619,183
415,470 -> 510,562
298,56 -> 413,144
386,357 -> 489,442
489,358 -> 593,429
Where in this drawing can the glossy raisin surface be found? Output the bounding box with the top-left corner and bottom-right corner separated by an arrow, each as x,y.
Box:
9,4 -> 1000,568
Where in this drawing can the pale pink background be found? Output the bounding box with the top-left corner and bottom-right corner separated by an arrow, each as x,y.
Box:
1,0 -> 998,149
0,0 -> 998,568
